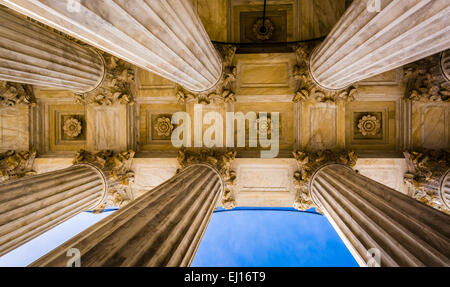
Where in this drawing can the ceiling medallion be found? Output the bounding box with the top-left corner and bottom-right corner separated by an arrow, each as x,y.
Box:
63,117 -> 82,138
154,117 -> 174,137
253,18 -> 275,41
357,114 -> 380,136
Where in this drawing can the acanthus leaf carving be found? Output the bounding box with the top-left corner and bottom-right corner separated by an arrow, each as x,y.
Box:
73,149 -> 136,213
176,44 -> 237,105
403,150 -> 450,214
177,148 -> 237,209
403,51 -> 450,103
292,44 -> 358,104
74,53 -> 135,106
0,150 -> 36,182
292,150 -> 358,213
0,81 -> 35,107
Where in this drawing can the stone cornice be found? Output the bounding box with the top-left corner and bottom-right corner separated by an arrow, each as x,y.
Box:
177,148 -> 237,209
292,150 -> 358,212
0,81 -> 35,107
0,150 -> 36,182
176,44 -> 237,105
293,44 -> 358,104
403,51 -> 450,103
404,150 -> 450,214
73,149 -> 135,212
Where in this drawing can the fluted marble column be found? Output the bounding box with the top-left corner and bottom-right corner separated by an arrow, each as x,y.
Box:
309,0 -> 450,90
311,164 -> 450,267
31,164 -> 224,267
0,164 -> 106,256
0,0 -> 223,92
440,170 -> 450,211
0,6 -> 105,93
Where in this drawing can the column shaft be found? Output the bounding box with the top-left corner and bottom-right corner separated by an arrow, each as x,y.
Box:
31,164 -> 224,267
310,0 -> 450,90
311,164 -> 450,267
0,164 -> 106,256
0,6 -> 105,93
440,170 -> 450,211
0,0 -> 223,92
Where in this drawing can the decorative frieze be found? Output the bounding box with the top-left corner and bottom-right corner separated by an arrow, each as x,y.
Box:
292,44 -> 358,104
404,51 -> 450,103
292,150 -> 357,212
74,54 -> 135,106
177,148 -> 237,209
404,150 -> 450,214
176,45 -> 237,105
0,150 -> 36,182
0,81 -> 35,107
73,149 -> 135,212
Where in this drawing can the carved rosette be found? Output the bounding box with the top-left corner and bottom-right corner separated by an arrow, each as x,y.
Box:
0,81 -> 35,107
74,53 -> 135,106
177,148 -> 237,209
357,114 -> 381,136
292,44 -> 358,104
256,117 -> 272,137
0,150 -> 36,182
73,149 -> 135,213
176,44 -> 237,105
253,18 -> 275,41
63,117 -> 82,138
404,51 -> 450,102
154,117 -> 174,137
403,150 -> 450,214
292,150 -> 358,213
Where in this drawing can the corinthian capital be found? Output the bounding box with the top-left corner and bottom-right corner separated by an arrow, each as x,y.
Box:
0,81 -> 35,107
403,50 -> 450,103
292,44 -> 358,104
292,150 -> 358,212
0,150 -> 36,182
73,149 -> 135,212
74,53 -> 135,106
177,148 -> 237,209
176,44 -> 237,105
404,150 -> 450,214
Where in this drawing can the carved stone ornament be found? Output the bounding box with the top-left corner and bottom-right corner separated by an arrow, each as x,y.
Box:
256,117 -> 272,137
253,18 -> 275,41
0,150 -> 36,182
292,44 -> 358,104
177,148 -> 237,209
403,51 -> 450,102
403,150 -> 450,214
154,117 -> 174,137
0,81 -> 35,107
176,44 -> 237,105
73,149 -> 135,213
74,53 -> 135,106
63,117 -> 82,138
292,150 -> 358,213
357,114 -> 381,136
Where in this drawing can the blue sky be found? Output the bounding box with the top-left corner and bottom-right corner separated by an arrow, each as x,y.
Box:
192,208 -> 358,267
0,208 -> 357,267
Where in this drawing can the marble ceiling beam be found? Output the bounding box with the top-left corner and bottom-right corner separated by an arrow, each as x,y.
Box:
309,0 -> 450,90
0,0 -> 223,92
0,6 -> 105,93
